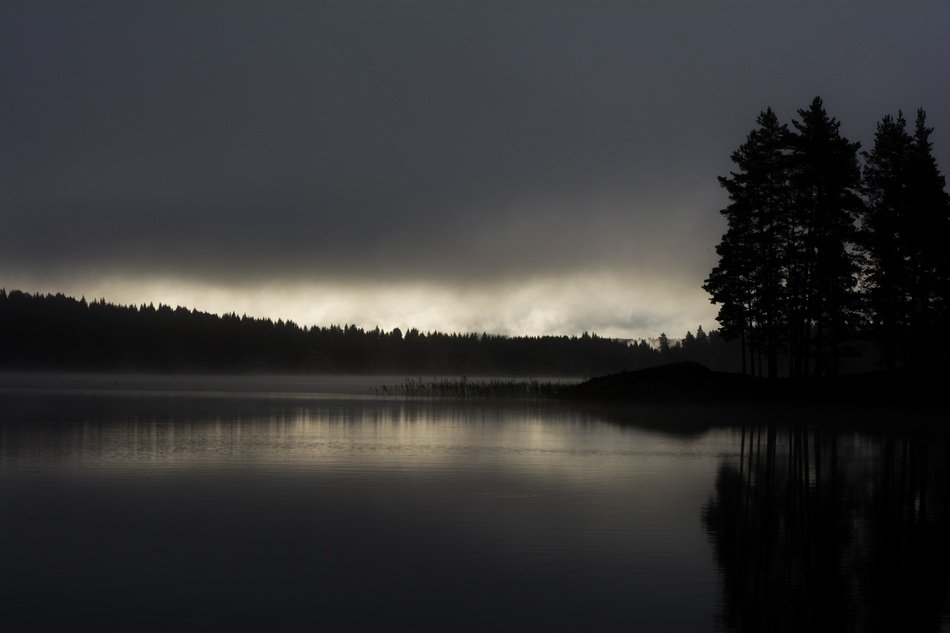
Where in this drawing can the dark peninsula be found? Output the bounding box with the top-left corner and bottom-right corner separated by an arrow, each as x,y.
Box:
563,360 -> 949,408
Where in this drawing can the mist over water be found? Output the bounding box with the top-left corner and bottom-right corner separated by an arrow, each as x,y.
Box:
1,383 -> 949,632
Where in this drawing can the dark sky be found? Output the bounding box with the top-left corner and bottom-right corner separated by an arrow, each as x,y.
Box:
2,1 -> 948,337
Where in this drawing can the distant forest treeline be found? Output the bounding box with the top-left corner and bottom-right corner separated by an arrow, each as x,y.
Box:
0,289 -> 738,376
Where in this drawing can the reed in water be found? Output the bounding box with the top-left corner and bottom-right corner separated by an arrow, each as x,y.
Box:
376,377 -> 569,399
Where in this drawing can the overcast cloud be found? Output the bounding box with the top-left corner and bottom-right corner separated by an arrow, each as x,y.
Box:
2,2 -> 948,337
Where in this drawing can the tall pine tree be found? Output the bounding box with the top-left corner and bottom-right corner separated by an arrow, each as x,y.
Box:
788,97 -> 863,376
905,110 -> 950,367
861,109 -> 950,370
705,108 -> 791,378
859,112 -> 913,370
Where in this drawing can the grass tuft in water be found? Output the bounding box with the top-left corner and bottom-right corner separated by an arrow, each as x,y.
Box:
376,377 -> 568,399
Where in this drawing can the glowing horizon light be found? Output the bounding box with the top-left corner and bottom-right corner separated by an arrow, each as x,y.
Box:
0,272 -> 718,341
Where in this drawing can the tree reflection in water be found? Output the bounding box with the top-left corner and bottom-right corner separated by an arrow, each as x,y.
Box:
703,425 -> 950,632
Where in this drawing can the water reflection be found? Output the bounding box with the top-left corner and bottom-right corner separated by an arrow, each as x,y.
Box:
0,393 -> 708,470
4,389 -> 950,631
703,425 -> 950,633
0,391 -> 724,632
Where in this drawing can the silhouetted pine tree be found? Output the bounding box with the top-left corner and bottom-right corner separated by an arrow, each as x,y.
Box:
693,325 -> 711,367
705,108 -> 791,378
861,110 -> 950,370
658,332 -> 671,356
905,110 -> 950,366
859,112 -> 914,370
788,97 -> 863,376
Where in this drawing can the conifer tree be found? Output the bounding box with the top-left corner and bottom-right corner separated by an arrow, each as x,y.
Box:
705,108 -> 791,378
859,112 -> 913,370
658,332 -> 671,356
787,97 -> 863,376
905,110 -> 950,366
861,109 -> 950,369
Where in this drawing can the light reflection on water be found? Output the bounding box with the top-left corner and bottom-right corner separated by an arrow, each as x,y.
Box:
1,387 -> 948,632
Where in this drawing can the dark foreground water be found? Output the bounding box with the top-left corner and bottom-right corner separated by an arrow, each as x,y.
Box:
1,378 -> 949,632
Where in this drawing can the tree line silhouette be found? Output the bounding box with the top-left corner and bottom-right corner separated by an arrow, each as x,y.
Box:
705,97 -> 950,378
0,289 -> 738,375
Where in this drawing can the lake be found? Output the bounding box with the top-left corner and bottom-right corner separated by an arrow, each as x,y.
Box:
1,375 -> 948,632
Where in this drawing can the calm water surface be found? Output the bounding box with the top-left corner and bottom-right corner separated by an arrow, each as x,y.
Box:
1,376 -> 948,632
